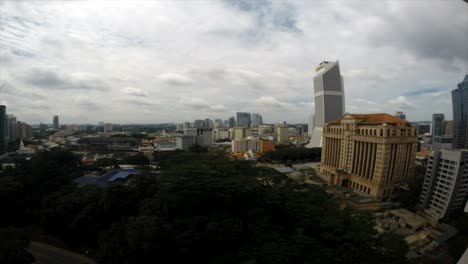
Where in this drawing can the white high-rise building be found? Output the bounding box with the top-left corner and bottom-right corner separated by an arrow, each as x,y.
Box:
306,61 -> 345,148
419,149 -> 468,221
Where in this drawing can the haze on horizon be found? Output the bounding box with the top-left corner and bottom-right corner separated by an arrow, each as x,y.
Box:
1,0 -> 467,125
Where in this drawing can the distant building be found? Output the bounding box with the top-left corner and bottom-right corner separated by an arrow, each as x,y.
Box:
432,136 -> 453,151
53,115 -> 60,129
195,128 -> 212,146
7,114 -> 16,140
251,113 -> 263,127
415,123 -> 431,135
307,61 -> 345,148
257,125 -> 273,135
320,113 -> 418,199
104,123 -> 113,133
452,75 -> 468,149
444,120 -> 454,136
236,112 -> 251,128
0,105 -> 7,154
395,111 -> 406,120
213,128 -> 230,140
183,127 -> 212,146
193,119 -> 205,128
14,122 -> 32,139
80,137 -> 139,152
231,127 -> 249,140
228,116 -> 236,128
232,139 -> 262,153
419,149 -> 468,221
275,123 -> 289,144
231,139 -> 275,154
432,114 -> 445,140
176,135 -> 195,150
39,123 -> 48,133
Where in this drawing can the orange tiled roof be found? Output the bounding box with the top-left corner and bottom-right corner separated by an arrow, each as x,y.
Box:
329,113 -> 408,124
416,150 -> 432,157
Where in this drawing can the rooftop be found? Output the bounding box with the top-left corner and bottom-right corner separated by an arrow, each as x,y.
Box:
389,209 -> 428,229
74,169 -> 142,187
329,113 -> 408,124
416,150 -> 432,157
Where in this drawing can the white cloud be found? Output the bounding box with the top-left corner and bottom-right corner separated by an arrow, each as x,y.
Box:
1,0 -> 466,124
121,87 -> 148,97
388,96 -> 413,111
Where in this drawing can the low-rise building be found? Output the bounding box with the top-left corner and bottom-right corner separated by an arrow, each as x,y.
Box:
176,135 -> 195,150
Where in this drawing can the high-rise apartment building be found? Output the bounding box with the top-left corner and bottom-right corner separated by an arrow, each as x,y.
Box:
419,149 -> 468,221
307,61 -> 345,148
320,113 -> 418,199
432,114 -> 445,139
15,122 -> 32,139
53,115 -> 60,129
236,112 -> 251,128
183,127 -> 212,146
395,111 -> 406,120
251,113 -> 263,127
0,105 -> 7,154
275,123 -> 289,144
228,116 -> 236,128
7,114 -> 16,140
452,75 -> 468,149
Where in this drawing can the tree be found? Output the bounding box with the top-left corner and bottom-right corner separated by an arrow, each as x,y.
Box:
123,153 -> 149,166
0,228 -> 35,264
97,153 -> 409,264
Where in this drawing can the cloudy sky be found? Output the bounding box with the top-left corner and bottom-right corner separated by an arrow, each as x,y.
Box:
1,0 -> 467,124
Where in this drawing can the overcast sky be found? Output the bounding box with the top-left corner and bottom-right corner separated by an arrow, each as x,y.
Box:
1,0 -> 467,124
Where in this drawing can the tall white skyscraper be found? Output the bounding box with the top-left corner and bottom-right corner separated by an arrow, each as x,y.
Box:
306,61 -> 345,148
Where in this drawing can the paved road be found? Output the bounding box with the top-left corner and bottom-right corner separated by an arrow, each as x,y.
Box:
30,241 -> 95,264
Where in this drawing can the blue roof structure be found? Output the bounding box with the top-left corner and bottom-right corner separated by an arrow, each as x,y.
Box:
74,169 -> 143,187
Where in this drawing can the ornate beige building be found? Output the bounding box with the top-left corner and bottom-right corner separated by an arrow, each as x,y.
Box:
320,113 -> 418,199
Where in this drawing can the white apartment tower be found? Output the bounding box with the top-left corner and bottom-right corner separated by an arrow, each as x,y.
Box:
306,61 -> 345,148
419,149 -> 468,221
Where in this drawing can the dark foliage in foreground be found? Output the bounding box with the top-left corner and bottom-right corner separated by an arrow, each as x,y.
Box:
0,149 -> 409,263
257,147 -> 321,163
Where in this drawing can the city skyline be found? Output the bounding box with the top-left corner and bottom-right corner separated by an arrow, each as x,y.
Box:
1,1 -> 467,124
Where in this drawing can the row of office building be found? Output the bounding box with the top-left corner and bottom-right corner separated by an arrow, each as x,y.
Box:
0,105 -> 34,154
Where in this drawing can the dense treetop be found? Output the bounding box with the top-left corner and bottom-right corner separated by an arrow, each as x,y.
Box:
0,149 -> 409,264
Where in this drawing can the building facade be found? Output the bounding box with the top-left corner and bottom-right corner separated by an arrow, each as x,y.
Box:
276,124 -> 289,144
251,113 -> 263,127
104,123 -> 113,133
231,127 -> 249,140
419,149 -> 468,221
228,116 -> 236,128
7,115 -> 17,140
320,113 -> 418,199
176,135 -> 195,150
53,115 -> 60,129
236,112 -> 251,128
444,120 -> 454,136
452,75 -> 468,149
432,136 -> 453,151
432,113 -> 445,139
0,105 -> 7,154
308,61 -> 345,148
15,122 -> 32,139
